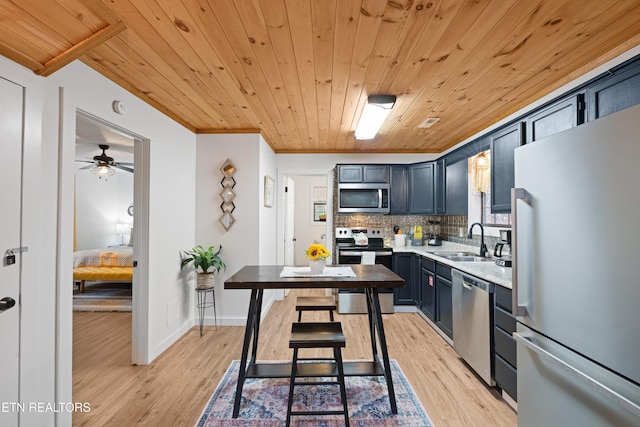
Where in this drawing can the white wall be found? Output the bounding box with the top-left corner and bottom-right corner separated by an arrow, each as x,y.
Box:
259,136 -> 278,266
39,60 -> 197,425
195,133 -> 278,325
74,166 -> 133,249
258,136 -> 279,309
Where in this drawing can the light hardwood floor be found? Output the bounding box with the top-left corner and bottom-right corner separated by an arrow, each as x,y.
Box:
73,289 -> 517,426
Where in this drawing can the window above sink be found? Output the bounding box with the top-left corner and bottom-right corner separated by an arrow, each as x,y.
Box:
468,151 -> 511,239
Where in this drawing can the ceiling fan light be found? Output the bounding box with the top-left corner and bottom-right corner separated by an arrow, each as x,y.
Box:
91,164 -> 115,179
355,95 -> 396,140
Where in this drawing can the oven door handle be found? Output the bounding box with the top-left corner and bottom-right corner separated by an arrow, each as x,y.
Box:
339,251 -> 364,256
339,250 -> 392,257
374,251 -> 393,256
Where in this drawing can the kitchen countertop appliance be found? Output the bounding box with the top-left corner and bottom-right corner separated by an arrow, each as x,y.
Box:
427,220 -> 442,246
427,234 -> 442,246
335,227 -> 394,314
452,269 -> 494,385
493,229 -> 512,267
512,105 -> 640,427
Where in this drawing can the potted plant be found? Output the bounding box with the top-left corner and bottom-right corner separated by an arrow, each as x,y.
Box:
304,243 -> 330,274
180,245 -> 226,289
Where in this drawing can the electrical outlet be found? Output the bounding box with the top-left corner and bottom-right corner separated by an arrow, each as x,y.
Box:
458,227 -> 464,238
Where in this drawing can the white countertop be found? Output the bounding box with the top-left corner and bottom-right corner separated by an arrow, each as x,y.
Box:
389,241 -> 513,289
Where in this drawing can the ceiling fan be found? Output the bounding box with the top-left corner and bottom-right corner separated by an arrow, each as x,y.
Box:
77,144 -> 133,179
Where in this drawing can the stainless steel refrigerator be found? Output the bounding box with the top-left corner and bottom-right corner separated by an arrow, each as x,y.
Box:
512,104 -> 640,426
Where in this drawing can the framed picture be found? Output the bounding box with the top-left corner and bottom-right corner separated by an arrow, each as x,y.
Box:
313,202 -> 326,222
264,175 -> 275,207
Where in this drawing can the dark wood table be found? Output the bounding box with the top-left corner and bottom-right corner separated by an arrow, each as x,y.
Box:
224,264 -> 404,418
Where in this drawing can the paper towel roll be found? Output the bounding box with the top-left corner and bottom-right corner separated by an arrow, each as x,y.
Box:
394,234 -> 406,247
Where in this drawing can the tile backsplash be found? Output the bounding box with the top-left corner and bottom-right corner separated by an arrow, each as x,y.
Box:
331,167 -> 504,251
333,212 -> 445,243
334,213 -> 504,250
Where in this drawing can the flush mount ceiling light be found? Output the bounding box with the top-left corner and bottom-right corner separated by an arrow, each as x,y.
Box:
355,95 -> 396,140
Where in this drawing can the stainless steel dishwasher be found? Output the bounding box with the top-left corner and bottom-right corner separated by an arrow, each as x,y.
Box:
452,269 -> 495,385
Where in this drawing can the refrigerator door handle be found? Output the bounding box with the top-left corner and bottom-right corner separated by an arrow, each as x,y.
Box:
511,187 -> 531,317
514,331 -> 640,419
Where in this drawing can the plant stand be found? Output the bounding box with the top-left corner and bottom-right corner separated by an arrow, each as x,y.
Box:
196,286 -> 217,336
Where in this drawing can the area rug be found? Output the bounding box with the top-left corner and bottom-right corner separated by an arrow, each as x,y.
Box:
73,282 -> 132,312
195,359 -> 433,427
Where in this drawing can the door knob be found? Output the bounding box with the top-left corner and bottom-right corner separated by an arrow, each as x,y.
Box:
0,297 -> 16,311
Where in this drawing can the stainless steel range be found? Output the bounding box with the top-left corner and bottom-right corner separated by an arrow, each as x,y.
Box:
334,227 -> 394,314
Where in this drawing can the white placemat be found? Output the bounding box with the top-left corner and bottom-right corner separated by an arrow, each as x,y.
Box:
280,266 -> 356,278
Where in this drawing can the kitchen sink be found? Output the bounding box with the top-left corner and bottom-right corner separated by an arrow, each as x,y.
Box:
432,251 -> 478,257
432,251 -> 493,262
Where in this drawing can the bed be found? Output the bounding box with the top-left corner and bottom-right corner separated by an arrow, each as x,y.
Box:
73,246 -> 133,292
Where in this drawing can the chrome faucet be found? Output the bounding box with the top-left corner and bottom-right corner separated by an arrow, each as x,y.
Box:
468,222 -> 488,258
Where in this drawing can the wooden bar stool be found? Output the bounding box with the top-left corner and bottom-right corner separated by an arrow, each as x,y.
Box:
295,296 -> 336,322
286,322 -> 349,427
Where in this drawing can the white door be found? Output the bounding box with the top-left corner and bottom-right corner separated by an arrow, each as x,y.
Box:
0,77 -> 24,425
284,177 -> 296,265
284,177 -> 295,297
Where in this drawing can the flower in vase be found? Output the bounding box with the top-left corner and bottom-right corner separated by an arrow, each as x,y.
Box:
304,243 -> 330,261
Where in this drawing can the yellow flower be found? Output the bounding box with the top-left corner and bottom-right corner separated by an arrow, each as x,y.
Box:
305,243 -> 330,260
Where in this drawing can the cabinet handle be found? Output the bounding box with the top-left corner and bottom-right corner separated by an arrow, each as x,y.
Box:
514,331 -> 640,419
511,188 -> 531,317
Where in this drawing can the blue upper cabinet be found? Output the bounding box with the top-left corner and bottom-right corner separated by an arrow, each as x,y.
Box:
490,122 -> 525,213
587,60 -> 640,122
526,93 -> 584,143
389,165 -> 408,214
435,159 -> 446,214
337,165 -> 363,183
337,164 -> 388,183
408,162 -> 435,215
363,165 -> 389,183
435,157 -> 468,216
445,159 -> 468,215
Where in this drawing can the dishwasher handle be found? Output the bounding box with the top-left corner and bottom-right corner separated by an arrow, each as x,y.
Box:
453,270 -> 493,293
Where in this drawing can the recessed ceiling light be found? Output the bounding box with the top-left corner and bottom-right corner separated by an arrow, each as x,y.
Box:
418,117 -> 440,128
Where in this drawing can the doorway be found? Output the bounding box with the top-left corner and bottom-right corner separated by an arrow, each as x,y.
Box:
283,174 -> 331,265
73,110 -> 149,365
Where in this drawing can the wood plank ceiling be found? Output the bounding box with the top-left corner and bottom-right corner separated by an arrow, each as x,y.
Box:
2,0 -> 640,153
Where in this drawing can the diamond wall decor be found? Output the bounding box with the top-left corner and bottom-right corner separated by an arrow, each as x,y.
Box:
219,159 -> 236,231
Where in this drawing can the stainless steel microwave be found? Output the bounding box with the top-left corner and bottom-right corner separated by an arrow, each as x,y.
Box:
337,183 -> 390,214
